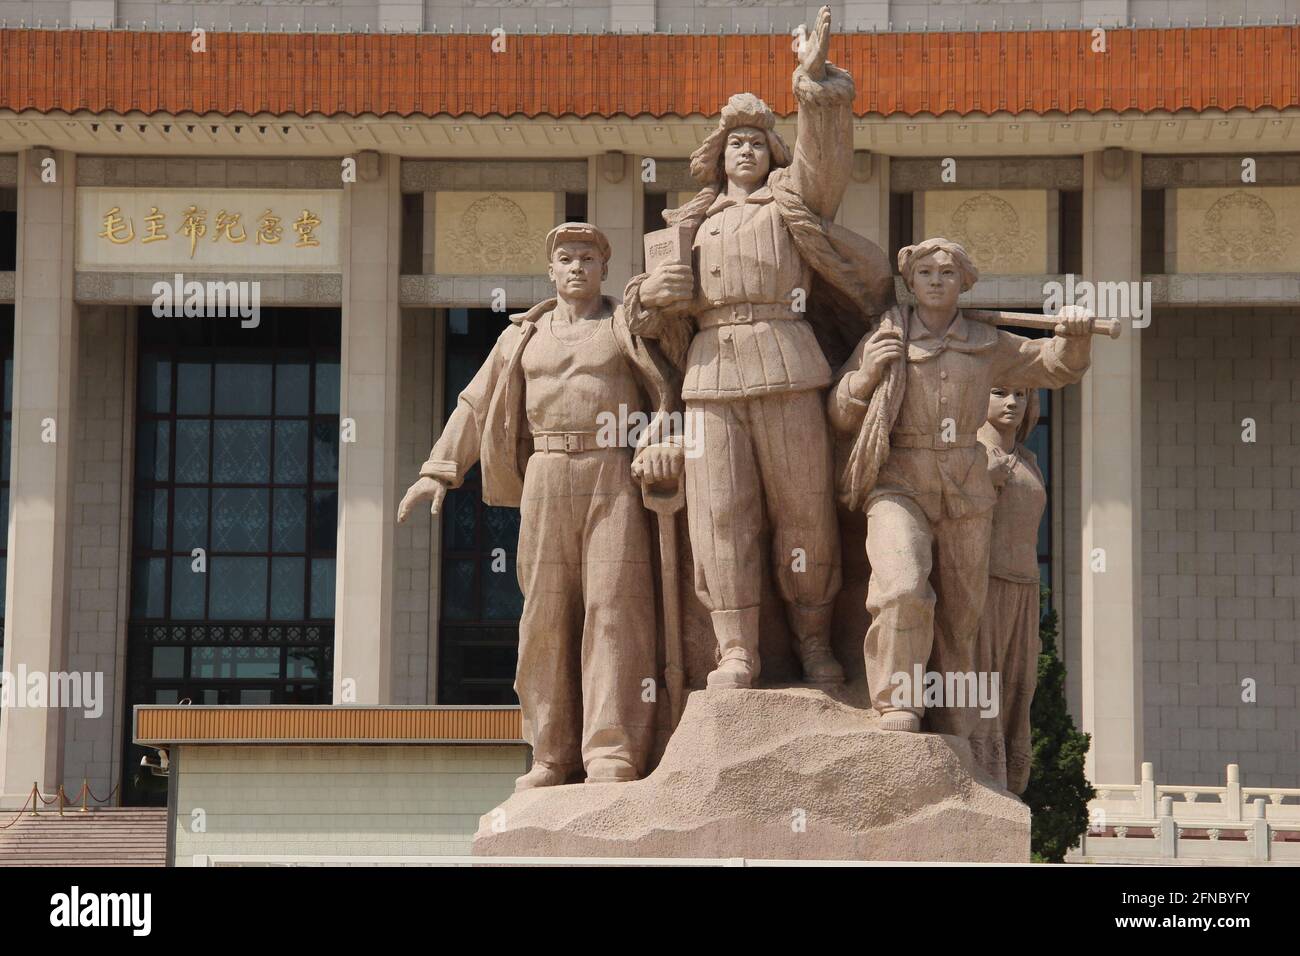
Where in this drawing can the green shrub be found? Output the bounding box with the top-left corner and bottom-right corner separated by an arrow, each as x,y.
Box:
1026,586 -> 1096,863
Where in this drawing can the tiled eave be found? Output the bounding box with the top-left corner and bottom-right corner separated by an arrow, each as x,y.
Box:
2,27 -> 1298,122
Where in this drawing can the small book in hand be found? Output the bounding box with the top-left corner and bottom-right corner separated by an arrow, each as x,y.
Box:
644,225 -> 693,274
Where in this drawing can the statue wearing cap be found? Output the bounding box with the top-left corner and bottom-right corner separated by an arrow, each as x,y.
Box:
828,238 -> 1094,736
398,222 -> 683,790
623,5 -> 893,691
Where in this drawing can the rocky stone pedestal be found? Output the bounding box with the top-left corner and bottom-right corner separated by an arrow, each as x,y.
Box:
472,685 -> 1029,862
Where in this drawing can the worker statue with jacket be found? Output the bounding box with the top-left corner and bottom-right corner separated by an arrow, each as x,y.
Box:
398,223 -> 683,790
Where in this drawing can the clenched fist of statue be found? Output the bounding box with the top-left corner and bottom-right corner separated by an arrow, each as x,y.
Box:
847,326 -> 905,401
639,264 -> 694,310
1054,304 -> 1094,336
396,476 -> 447,523
986,449 -> 1017,488
631,443 -> 684,487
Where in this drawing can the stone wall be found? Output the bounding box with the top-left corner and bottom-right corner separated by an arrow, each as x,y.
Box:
393,309 -> 436,704
1141,308 -> 1299,788
61,305 -> 132,799
171,743 -> 526,864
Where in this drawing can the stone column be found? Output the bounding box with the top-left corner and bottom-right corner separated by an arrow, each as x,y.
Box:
589,153 -> 637,298
1079,148 -> 1144,785
333,152 -> 402,705
838,151 -> 889,249
393,308 -> 436,705
0,150 -> 79,806
63,306 -> 131,802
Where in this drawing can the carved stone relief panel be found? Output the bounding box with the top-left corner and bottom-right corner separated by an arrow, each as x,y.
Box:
920,189 -> 1049,275
432,191 -> 556,275
1171,187 -> 1300,274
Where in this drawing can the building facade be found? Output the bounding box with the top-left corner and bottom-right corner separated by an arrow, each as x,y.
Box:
1,2 -> 1299,811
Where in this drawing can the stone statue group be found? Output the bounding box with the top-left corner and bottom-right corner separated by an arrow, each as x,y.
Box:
399,7 -> 1107,799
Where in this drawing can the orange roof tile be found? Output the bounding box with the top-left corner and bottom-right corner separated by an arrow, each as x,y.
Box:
0,27 -> 1296,120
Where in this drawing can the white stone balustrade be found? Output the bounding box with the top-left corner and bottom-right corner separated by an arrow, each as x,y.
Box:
1071,762 -> 1300,864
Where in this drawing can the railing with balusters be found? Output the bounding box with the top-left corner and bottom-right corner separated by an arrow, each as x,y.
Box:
1071,763 -> 1300,864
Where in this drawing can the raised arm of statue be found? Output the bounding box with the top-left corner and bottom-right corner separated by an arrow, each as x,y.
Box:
788,6 -> 855,220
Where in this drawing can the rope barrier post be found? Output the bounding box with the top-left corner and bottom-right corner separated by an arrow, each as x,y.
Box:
57,785 -> 65,817
81,779 -> 89,812
28,783 -> 38,817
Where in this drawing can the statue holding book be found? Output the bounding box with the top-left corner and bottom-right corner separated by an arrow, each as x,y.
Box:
624,4 -> 892,691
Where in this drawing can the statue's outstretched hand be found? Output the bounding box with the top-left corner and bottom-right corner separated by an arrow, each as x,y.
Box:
798,5 -> 833,80
397,477 -> 447,523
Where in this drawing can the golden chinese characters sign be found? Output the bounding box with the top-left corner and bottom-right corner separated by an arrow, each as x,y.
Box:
76,188 -> 342,273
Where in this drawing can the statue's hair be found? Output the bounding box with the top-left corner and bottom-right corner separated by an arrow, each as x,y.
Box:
1017,387 -> 1041,447
689,93 -> 793,185
897,238 -> 980,293
664,93 -> 793,231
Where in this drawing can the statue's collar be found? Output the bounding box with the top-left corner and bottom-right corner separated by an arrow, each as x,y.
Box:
706,183 -> 775,215
509,295 -> 617,326
908,308 -> 972,343
903,306 -> 998,356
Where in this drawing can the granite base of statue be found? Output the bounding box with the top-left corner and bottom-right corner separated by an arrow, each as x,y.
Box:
472,684 -> 1029,863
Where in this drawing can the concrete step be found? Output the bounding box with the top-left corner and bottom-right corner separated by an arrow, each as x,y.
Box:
0,806 -> 167,867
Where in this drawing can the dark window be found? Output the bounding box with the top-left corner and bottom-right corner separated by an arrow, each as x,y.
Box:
889,192 -> 914,273
1028,387 -> 1053,590
438,308 -> 523,705
564,192 -> 588,223
1058,189 -> 1084,276
1141,189 -> 1166,274
1001,326 -> 1055,592
123,308 -> 340,804
0,308 -> 11,641
643,191 -> 669,235
0,189 -> 16,271
400,192 -> 424,274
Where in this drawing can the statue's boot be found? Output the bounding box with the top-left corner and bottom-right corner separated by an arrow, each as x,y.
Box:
514,761 -> 575,791
875,710 -> 921,733
585,756 -> 639,785
706,607 -> 761,690
788,602 -> 844,684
